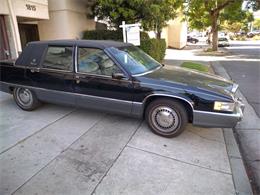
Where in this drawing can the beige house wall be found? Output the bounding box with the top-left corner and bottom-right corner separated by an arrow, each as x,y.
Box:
0,0 -> 49,19
0,0 -> 95,58
0,0 -> 49,58
147,17 -> 187,49
167,19 -> 187,49
38,0 -> 95,40
0,0 -> 9,15
13,0 -> 48,19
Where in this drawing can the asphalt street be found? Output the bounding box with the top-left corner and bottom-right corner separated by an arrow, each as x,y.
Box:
221,42 -> 260,117
219,41 -> 260,194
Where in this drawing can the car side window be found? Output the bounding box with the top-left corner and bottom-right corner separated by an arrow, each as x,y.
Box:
78,47 -> 121,76
43,46 -> 73,71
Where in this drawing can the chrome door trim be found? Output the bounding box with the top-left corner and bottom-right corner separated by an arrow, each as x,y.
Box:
0,81 -> 137,104
75,45 -> 78,73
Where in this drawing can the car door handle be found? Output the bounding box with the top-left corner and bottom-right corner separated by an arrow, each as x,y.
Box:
75,75 -> 86,84
30,68 -> 40,73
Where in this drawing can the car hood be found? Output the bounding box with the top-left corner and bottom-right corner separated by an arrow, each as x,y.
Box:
142,65 -> 236,97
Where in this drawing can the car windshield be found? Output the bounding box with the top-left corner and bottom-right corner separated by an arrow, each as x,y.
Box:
106,46 -> 161,75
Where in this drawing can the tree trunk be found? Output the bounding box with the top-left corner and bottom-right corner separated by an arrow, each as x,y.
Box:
156,29 -> 161,39
211,12 -> 219,51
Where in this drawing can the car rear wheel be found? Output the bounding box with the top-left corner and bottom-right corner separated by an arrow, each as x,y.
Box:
13,87 -> 40,111
145,99 -> 188,138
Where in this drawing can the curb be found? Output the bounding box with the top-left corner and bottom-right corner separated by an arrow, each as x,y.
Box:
211,61 -> 253,195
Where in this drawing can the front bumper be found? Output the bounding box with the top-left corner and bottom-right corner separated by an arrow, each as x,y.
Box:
192,100 -> 244,128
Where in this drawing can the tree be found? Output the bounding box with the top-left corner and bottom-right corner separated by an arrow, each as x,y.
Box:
221,9 -> 254,33
91,0 -> 182,39
91,0 -> 145,28
142,0 -> 183,39
186,0 -> 246,51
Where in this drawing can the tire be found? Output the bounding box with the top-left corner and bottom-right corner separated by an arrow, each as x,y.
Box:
13,87 -> 40,111
145,99 -> 188,138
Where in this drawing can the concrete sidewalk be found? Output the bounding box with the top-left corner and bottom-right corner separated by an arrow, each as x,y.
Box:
163,45 -> 254,195
0,91 -> 239,195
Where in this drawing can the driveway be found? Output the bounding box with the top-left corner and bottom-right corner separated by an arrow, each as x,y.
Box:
0,92 -> 237,194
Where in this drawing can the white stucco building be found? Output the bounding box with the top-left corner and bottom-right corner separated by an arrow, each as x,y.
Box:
0,0 -> 95,60
0,0 -> 187,60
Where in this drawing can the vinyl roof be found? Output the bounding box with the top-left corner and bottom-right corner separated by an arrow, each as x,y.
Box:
28,39 -> 133,49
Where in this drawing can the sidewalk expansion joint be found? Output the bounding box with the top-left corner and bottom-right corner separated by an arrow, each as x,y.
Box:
187,130 -> 225,144
0,108 -> 76,155
90,120 -> 144,195
126,145 -> 232,176
11,112 -> 106,195
229,155 -> 242,160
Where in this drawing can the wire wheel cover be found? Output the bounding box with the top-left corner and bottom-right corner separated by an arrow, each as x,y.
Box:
151,106 -> 179,133
16,88 -> 33,106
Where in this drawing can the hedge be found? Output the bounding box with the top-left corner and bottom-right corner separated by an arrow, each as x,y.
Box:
82,30 -> 166,62
82,30 -> 123,41
82,30 -> 149,41
140,39 -> 166,62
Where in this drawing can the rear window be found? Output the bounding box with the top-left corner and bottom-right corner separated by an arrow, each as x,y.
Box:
42,46 -> 73,71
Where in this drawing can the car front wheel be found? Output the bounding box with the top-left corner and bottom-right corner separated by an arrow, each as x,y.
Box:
145,99 -> 188,138
13,87 -> 40,111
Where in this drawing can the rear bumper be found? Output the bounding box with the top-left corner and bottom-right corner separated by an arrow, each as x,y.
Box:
193,101 -> 244,128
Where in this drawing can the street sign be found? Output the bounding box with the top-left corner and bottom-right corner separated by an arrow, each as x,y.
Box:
119,21 -> 141,46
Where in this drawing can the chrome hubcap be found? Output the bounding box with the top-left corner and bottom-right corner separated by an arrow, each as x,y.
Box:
17,88 -> 32,106
151,106 -> 179,133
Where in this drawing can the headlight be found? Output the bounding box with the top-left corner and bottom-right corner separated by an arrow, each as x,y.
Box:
214,101 -> 235,112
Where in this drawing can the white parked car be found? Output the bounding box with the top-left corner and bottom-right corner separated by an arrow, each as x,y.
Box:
218,37 -> 229,47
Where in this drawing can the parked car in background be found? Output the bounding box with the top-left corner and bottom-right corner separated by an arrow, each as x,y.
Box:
247,30 -> 260,38
0,40 -> 244,138
235,31 -> 246,36
187,36 -> 199,44
218,37 -> 230,47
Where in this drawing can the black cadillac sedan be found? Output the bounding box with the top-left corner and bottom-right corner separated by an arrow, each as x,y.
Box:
0,40 -> 244,137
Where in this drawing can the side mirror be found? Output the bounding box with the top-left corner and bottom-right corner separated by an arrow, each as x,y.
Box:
112,72 -> 126,79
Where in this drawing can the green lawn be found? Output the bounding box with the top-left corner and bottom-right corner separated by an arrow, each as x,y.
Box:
180,62 -> 209,72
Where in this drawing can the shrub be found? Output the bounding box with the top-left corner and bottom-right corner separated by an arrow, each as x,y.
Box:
204,48 -> 213,52
140,39 -> 166,62
232,35 -> 247,41
252,35 -> 260,40
82,30 -> 149,41
82,30 -> 123,41
82,30 -> 166,62
229,35 -> 234,40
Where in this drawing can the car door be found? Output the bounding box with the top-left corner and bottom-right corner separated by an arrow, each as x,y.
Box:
26,45 -> 76,106
74,47 -> 133,114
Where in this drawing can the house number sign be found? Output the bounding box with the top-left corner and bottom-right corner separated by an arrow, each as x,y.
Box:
26,4 -> 36,11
